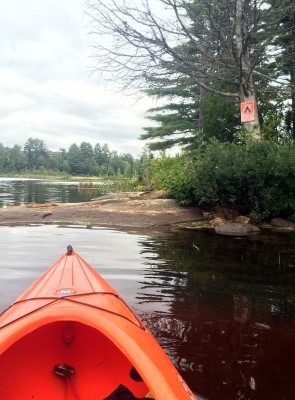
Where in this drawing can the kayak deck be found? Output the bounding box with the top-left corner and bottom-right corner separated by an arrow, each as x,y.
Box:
0,319 -> 149,399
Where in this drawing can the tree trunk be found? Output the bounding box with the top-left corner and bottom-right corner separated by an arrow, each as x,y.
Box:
235,0 -> 261,139
240,93 -> 261,140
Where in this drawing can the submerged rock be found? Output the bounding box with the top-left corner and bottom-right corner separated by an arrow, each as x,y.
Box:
215,223 -> 260,236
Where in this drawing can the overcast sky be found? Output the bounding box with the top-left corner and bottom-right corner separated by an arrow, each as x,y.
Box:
0,0 -> 154,156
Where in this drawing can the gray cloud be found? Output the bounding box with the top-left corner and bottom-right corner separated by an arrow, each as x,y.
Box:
0,0 -> 153,156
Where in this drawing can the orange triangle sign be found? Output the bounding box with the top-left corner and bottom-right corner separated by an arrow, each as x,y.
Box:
240,101 -> 255,122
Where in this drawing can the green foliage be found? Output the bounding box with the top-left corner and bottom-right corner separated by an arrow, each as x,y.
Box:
0,138 -> 137,179
137,148 -> 154,187
24,138 -> 49,170
141,76 -> 200,151
201,91 -> 240,142
150,156 -> 196,205
272,0 -> 295,138
148,141 -> 295,220
193,141 -> 295,220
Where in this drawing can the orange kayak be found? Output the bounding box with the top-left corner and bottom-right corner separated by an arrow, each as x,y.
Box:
0,246 -> 197,400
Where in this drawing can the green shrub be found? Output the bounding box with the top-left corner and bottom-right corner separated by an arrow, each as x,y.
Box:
147,141 -> 295,220
150,156 -> 196,205
193,140 -> 295,220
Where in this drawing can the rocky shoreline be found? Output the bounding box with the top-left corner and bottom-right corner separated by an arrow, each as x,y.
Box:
0,191 -> 294,235
0,191 -> 204,234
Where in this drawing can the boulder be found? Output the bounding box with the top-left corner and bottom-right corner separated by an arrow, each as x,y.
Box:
209,217 -> 226,226
270,218 -> 295,230
234,216 -> 250,224
215,223 -> 260,236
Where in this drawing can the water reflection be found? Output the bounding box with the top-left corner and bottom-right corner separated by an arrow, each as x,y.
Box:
0,178 -> 107,206
0,226 -> 294,400
136,231 -> 295,400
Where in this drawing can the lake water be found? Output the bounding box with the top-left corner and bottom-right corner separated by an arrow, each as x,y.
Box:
0,225 -> 294,400
0,177 -> 112,207
0,179 -> 294,399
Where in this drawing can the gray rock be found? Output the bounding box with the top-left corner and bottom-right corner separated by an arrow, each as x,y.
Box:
215,223 -> 260,236
270,218 -> 295,230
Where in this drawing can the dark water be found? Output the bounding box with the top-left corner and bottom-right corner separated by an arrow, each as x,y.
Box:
0,225 -> 294,400
0,178 -> 107,206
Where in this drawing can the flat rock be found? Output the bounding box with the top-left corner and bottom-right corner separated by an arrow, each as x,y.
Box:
0,192 -> 205,233
215,223 -> 260,236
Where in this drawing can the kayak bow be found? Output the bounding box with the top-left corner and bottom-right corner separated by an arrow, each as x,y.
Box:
0,246 -> 197,400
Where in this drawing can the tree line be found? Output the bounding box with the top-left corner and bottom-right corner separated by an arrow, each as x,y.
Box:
0,138 -> 139,177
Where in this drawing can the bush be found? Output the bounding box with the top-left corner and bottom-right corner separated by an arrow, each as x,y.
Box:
193,140 -> 295,220
150,156 -> 196,205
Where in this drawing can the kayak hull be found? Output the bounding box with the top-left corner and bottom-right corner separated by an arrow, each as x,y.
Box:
0,247 -> 196,400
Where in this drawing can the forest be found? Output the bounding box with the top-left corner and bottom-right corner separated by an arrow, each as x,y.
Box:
0,138 -> 138,178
